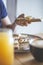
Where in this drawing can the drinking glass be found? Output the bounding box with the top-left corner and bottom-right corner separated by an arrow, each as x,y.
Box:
0,28 -> 14,65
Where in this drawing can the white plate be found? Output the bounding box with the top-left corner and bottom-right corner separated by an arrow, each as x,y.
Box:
14,34 -> 43,53
14,47 -> 30,53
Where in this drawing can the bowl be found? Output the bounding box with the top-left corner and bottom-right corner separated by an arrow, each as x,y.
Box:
29,38 -> 43,62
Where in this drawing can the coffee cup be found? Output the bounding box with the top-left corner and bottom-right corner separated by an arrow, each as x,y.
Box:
29,39 -> 43,62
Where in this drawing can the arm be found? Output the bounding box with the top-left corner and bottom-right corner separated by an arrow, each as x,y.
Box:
1,14 -> 41,30
1,16 -> 17,30
0,0 -> 16,30
1,13 -> 28,30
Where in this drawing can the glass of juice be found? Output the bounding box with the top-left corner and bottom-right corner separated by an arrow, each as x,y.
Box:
0,28 -> 14,65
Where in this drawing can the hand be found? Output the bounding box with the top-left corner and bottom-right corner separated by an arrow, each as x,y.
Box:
15,14 -> 30,26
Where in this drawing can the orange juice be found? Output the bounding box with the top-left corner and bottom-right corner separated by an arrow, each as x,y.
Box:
0,29 -> 14,65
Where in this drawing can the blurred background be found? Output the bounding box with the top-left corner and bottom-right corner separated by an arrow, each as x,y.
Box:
3,0 -> 43,34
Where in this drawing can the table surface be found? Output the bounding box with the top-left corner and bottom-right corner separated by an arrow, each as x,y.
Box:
14,52 -> 43,65
14,33 -> 43,65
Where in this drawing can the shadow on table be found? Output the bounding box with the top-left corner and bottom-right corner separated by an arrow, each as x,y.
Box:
23,59 -> 43,65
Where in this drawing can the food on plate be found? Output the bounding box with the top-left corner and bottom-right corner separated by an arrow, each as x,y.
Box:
14,40 -> 19,50
13,34 -> 29,50
18,35 -> 29,50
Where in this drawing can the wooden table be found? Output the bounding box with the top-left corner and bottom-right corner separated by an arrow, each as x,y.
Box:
14,33 -> 43,65
14,52 -> 43,65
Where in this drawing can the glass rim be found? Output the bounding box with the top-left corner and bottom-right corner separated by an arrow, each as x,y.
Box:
0,28 -> 12,32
